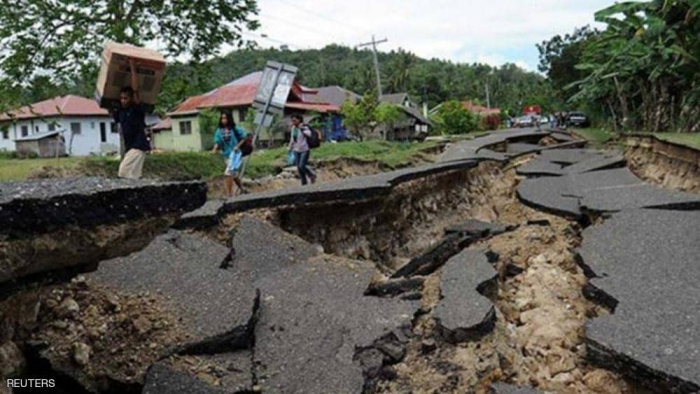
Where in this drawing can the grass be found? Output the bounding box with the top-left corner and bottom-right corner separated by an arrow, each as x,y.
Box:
640,132 -> 700,150
571,127 -> 700,151
571,127 -> 614,147
0,156 -> 83,181
0,140 -> 441,182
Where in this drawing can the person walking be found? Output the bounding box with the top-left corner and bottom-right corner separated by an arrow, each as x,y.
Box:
212,110 -> 247,198
114,58 -> 150,179
288,114 -> 316,186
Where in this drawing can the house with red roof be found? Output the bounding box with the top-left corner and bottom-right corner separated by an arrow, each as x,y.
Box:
460,100 -> 501,116
1,95 -> 115,155
159,71 -> 338,151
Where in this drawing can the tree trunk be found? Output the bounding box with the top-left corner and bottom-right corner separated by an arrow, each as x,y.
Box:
607,98 -> 619,133
613,76 -> 630,130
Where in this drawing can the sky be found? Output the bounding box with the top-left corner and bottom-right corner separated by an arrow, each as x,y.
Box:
241,0 -> 612,71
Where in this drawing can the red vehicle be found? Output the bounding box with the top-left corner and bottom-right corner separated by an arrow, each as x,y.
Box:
523,105 -> 541,116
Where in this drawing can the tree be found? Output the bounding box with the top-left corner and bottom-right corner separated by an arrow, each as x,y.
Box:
567,0 -> 700,132
375,103 -> 406,140
385,49 -> 415,94
340,93 -> 379,140
537,26 -> 599,101
0,0 -> 259,110
430,100 -> 477,135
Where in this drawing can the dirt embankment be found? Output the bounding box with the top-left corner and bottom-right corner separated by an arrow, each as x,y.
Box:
623,135 -> 700,193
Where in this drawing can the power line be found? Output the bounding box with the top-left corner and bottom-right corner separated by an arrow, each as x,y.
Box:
267,0 -> 370,38
258,12 -> 353,45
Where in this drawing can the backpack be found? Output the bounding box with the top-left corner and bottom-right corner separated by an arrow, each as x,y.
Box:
234,127 -> 254,156
306,126 -> 322,149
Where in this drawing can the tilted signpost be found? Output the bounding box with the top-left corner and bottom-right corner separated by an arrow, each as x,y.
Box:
237,61 -> 298,186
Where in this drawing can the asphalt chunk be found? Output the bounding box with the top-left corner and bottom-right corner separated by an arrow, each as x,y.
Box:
434,249 -> 497,343
579,209 -> 700,392
89,231 -> 257,347
253,257 -> 415,394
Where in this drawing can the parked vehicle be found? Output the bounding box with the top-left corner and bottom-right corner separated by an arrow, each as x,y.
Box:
515,116 -> 534,128
568,112 -> 590,127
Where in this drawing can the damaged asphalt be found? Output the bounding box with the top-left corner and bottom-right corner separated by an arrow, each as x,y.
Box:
2,127 -> 700,393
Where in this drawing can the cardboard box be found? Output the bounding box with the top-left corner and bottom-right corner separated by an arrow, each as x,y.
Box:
95,41 -> 166,113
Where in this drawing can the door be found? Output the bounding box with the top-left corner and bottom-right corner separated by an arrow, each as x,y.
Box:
100,123 -> 107,143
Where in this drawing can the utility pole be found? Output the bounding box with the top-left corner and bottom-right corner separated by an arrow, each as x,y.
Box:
357,35 -> 388,99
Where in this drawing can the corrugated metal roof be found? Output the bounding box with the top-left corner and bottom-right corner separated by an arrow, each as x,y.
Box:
0,95 -> 109,121
15,129 -> 63,141
168,71 -> 339,115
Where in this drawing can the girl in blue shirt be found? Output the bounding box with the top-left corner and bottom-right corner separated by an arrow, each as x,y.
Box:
212,110 -> 247,197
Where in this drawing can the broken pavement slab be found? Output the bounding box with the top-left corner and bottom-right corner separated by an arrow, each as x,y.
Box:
581,183 -> 700,213
517,150 -> 625,177
579,209 -> 700,392
560,152 -> 625,175
88,231 -> 257,350
439,129 -> 549,163
143,351 -> 254,394
0,177 -> 206,237
227,215 -> 320,273
143,362 -> 228,394
517,167 -> 700,217
434,249 -> 497,343
253,256 -> 416,394
217,160 -> 479,216
0,177 -> 206,285
172,200 -> 224,230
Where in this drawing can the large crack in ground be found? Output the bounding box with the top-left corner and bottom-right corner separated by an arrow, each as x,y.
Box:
367,162 -> 642,393
204,154 -> 644,393
3,135 -> 696,393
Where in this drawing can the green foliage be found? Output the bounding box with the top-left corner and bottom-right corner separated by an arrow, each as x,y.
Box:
340,93 -> 379,140
375,103 -> 406,140
0,0 -> 259,111
198,108 -> 220,150
538,26 -> 599,103
430,100 -> 478,135
548,0 -> 700,132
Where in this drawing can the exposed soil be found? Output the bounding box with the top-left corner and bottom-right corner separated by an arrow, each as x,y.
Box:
2,276 -> 189,393
4,142 -> 675,393
624,135 -> 700,193
371,162 -> 637,393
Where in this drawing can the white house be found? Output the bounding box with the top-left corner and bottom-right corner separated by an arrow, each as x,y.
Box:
0,95 -> 156,156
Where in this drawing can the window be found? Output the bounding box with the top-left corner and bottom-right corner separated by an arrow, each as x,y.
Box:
111,122 -> 118,133
238,108 -> 247,122
1,128 -> 8,140
91,122 -> 95,129
48,123 -> 56,132
71,122 -> 81,135
21,125 -> 28,137
35,126 -> 39,132
180,121 -> 192,135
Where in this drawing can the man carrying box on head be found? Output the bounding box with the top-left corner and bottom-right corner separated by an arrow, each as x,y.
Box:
114,58 -> 149,179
